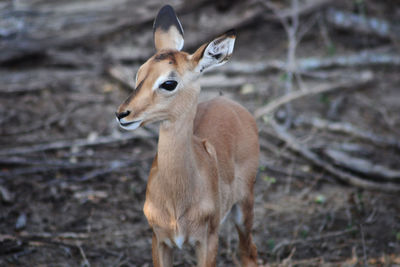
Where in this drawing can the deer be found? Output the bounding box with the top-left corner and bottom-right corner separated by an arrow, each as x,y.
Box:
116,5 -> 259,267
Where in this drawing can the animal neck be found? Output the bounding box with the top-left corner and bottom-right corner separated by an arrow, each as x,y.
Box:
156,85 -> 200,192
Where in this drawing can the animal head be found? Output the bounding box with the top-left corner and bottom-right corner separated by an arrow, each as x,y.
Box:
116,5 -> 236,130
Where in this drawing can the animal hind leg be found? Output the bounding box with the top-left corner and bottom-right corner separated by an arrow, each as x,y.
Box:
232,191 -> 258,266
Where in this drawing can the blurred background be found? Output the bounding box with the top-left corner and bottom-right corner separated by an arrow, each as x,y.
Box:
0,0 -> 399,266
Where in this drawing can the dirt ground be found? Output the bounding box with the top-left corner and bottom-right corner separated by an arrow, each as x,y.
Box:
1,0 -> 400,266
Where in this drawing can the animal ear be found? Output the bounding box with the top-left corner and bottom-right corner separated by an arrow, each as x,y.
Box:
153,5 -> 184,51
191,29 -> 236,73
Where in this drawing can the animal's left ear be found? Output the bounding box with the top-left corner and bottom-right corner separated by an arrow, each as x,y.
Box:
153,5 -> 184,51
191,29 -> 236,73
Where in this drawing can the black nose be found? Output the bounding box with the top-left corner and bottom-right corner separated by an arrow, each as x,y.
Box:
116,110 -> 131,120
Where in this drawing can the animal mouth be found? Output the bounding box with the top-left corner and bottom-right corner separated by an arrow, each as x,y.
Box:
120,120 -> 142,127
118,119 -> 143,131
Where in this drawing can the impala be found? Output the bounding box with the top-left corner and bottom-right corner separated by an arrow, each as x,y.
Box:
116,5 -> 259,267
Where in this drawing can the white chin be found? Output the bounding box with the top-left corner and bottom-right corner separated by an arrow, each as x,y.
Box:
119,120 -> 142,131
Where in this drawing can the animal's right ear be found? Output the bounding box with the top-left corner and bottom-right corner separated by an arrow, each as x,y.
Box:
190,29 -> 236,73
153,5 -> 184,52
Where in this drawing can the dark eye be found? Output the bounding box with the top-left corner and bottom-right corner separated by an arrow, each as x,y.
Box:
159,80 -> 178,91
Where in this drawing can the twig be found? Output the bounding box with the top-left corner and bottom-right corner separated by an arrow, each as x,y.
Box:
264,0 -> 300,128
254,72 -> 373,119
269,118 -> 400,193
78,244 -> 91,267
281,247 -> 296,265
0,131 -> 155,156
258,134 -> 329,182
323,149 -> 400,181
359,224 -> 368,267
17,232 -> 89,240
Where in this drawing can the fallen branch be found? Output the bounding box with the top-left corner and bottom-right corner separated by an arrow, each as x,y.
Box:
269,118 -> 400,192
254,72 -> 373,119
297,51 -> 400,70
0,159 -> 138,179
0,157 -> 106,167
220,51 -> 400,75
260,160 -> 312,181
18,232 -> 89,240
297,116 -> 400,150
0,233 -> 81,249
324,149 -> 400,181
0,166 -> 67,178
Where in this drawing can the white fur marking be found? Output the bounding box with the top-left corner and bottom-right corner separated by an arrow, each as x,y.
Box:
174,235 -> 184,249
152,75 -> 168,91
